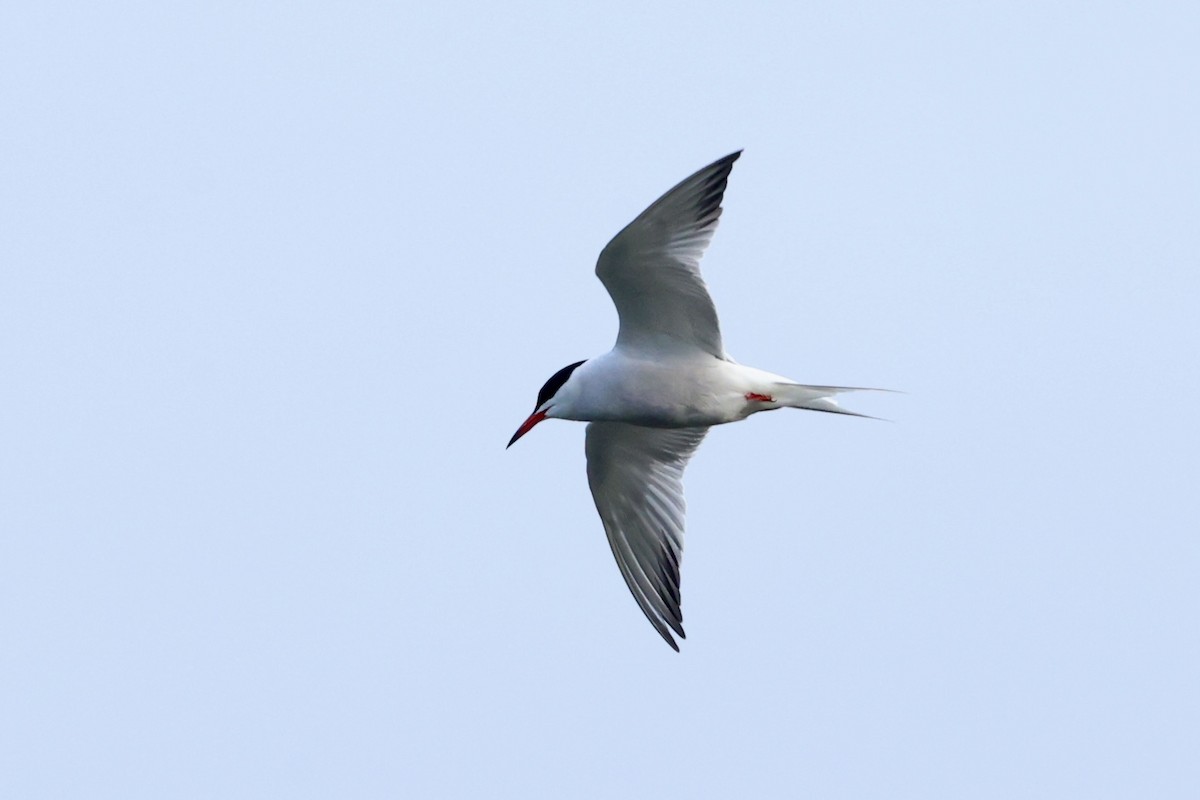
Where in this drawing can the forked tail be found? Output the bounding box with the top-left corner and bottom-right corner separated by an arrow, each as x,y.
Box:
771,383 -> 881,418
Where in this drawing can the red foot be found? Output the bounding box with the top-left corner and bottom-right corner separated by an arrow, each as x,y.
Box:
745,392 -> 774,403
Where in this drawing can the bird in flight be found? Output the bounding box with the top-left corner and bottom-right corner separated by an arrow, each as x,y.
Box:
508,151 -> 874,650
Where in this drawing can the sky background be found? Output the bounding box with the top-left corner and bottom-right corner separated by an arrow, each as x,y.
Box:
3,2 -> 1198,797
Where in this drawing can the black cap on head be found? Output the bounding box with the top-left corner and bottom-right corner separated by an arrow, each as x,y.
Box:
535,360 -> 585,409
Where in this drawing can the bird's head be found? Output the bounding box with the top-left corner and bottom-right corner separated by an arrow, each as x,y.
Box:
507,360 -> 586,448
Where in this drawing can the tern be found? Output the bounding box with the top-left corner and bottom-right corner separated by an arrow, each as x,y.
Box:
508,151 -> 873,650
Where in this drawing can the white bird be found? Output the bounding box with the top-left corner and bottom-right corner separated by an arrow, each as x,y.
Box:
508,151 -> 873,650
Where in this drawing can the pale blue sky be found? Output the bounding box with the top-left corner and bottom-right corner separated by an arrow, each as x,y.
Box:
3,2 -> 1198,797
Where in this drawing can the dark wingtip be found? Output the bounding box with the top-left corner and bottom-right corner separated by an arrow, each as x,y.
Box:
662,625 -> 686,652
716,150 -> 742,169
708,150 -> 742,174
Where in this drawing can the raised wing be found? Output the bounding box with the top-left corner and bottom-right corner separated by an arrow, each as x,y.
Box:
585,422 -> 709,651
595,151 -> 741,359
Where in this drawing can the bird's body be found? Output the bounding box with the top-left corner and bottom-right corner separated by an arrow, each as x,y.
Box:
509,151 -> 873,650
549,352 -> 790,428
